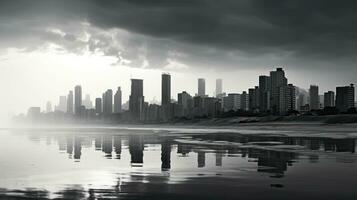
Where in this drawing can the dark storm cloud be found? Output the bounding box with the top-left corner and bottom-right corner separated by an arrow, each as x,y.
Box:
1,0 -> 357,70
84,0 -> 357,58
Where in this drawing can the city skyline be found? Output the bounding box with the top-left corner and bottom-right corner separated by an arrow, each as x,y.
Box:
23,68 -> 356,124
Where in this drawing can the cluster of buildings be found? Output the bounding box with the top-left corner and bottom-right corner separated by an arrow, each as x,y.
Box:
26,68 -> 356,123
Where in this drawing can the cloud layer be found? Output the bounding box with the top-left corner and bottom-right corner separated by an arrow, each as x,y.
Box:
1,0 -> 357,71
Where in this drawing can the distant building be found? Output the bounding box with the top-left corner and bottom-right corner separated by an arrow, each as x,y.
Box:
67,90 -> 74,114
74,85 -> 82,116
249,87 -> 260,112
198,78 -> 206,97
148,104 -> 160,121
270,68 -> 288,114
319,95 -> 324,108
103,89 -> 113,115
82,94 -> 93,109
215,79 -> 223,98
161,73 -> 171,105
309,85 -> 319,110
129,79 -> 144,120
324,91 -> 335,107
114,87 -> 122,113
56,96 -> 67,112
202,97 -> 221,118
178,91 -> 193,117
27,107 -> 41,119
279,84 -> 296,114
95,98 -> 102,114
336,84 -> 355,112
240,91 -> 249,111
223,93 -> 241,111
46,101 -> 52,113
259,75 -> 271,112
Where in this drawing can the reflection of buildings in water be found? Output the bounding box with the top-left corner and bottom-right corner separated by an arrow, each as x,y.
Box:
74,137 -> 82,160
161,139 -> 171,170
177,144 -> 191,156
58,137 -> 67,152
324,139 -> 356,153
309,154 -> 319,163
66,136 -> 73,159
197,151 -> 206,168
94,136 -> 102,151
256,150 -> 296,175
113,136 -> 122,159
129,135 -> 144,167
215,151 -> 224,167
102,136 -> 113,158
309,139 -> 321,150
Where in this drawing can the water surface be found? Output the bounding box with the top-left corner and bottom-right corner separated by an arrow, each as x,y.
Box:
0,126 -> 357,199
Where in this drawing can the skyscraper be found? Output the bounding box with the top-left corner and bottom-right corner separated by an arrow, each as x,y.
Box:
240,91 -> 249,111
248,87 -> 260,112
287,84 -> 296,112
324,91 -> 335,107
259,75 -> 271,112
129,79 -> 144,120
270,68 -> 288,114
336,84 -> 355,112
198,78 -> 206,97
82,94 -> 93,109
67,90 -> 74,114
46,101 -> 52,113
56,96 -> 67,112
74,85 -> 82,115
95,98 -> 102,114
215,79 -> 222,98
161,73 -> 171,105
103,89 -> 113,115
114,87 -> 122,113
309,85 -> 319,110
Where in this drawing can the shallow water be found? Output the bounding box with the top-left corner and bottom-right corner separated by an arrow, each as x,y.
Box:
0,126 -> 357,200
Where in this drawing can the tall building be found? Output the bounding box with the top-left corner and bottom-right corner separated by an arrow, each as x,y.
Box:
129,79 -> 144,120
95,98 -> 102,114
56,96 -> 67,112
67,90 -> 74,114
324,91 -> 335,107
215,79 -> 223,97
248,87 -> 260,112
270,68 -> 288,114
103,89 -> 113,115
309,85 -> 319,110
74,85 -> 82,115
114,87 -> 122,113
198,78 -> 206,97
240,91 -> 249,111
280,84 -> 296,114
46,101 -> 52,113
336,84 -> 355,112
161,73 -> 171,105
259,75 -> 271,112
82,94 -> 93,109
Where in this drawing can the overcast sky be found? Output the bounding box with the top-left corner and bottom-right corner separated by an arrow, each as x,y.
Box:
1,0 -> 357,122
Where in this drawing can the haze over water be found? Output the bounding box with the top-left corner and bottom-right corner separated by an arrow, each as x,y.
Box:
1,125 -> 357,200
